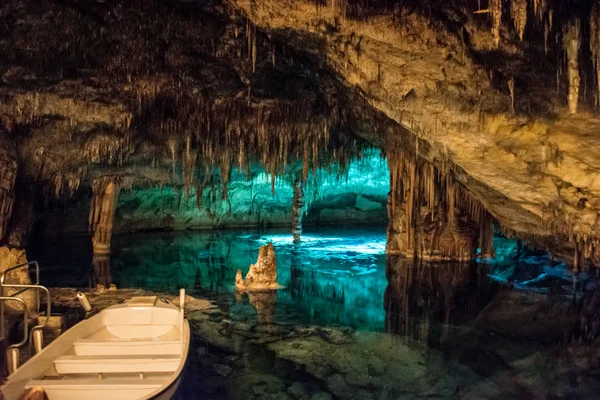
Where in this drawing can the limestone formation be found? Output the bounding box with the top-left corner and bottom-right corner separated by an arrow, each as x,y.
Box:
6,185 -> 35,248
591,3 -> 600,105
491,0 -> 503,48
91,254 -> 112,291
511,0 -> 528,40
0,134 -> 17,242
246,291 -> 277,323
236,242 -> 280,290
0,247 -> 37,314
564,19 -> 581,115
2,0 -> 600,269
89,176 -> 121,254
292,179 -> 305,244
386,149 -> 485,261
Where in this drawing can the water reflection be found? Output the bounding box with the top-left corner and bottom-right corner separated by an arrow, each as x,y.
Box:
384,256 -> 499,345
30,229 -> 583,334
91,254 -> 112,290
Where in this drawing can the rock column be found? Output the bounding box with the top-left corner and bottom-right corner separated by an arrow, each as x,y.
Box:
89,176 -> 121,254
387,149 -> 480,261
6,185 -> 35,248
291,179 -> 304,244
564,19 -> 581,115
92,254 -> 112,290
0,134 -> 17,242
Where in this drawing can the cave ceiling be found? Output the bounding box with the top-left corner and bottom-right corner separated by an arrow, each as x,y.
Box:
1,0 -> 600,256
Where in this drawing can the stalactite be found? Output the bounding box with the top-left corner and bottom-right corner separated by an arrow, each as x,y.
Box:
89,176 -> 121,255
219,155 -> 231,201
564,18 -> 581,115
252,24 -> 257,73
6,185 -> 35,249
168,138 -> 178,182
510,0 -> 527,41
0,135 -> 17,242
332,0 -> 348,20
246,20 -> 251,60
182,136 -> 197,202
446,175 -> 456,228
544,20 -> 550,55
478,211 -> 495,258
490,0 -> 502,48
271,46 -> 275,66
591,3 -> 600,106
508,78 -> 515,114
291,179 -> 304,244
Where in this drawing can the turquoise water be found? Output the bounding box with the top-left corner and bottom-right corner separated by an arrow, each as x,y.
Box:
30,228 -> 591,333
32,228 -> 389,330
29,229 -> 596,399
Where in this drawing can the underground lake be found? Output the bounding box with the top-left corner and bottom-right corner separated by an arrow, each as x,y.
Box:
2,0 -> 600,398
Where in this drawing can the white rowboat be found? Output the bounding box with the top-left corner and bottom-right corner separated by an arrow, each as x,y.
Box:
1,292 -> 190,400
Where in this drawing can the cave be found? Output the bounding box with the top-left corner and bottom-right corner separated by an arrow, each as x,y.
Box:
1,0 -> 600,398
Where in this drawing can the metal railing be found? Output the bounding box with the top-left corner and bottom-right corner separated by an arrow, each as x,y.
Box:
0,261 -> 51,353
0,297 -> 28,349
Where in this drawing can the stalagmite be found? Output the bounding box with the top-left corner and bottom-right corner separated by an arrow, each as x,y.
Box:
590,3 -> 600,106
89,176 -> 121,254
292,179 -> 305,244
510,0 -> 528,40
236,242 -> 280,290
564,19 -> 581,115
0,134 -> 17,242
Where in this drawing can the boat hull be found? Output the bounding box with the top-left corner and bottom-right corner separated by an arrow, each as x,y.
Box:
1,298 -> 190,400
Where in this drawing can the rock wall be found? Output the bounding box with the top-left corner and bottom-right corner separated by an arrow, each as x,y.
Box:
231,0 -> 600,265
0,247 -> 37,314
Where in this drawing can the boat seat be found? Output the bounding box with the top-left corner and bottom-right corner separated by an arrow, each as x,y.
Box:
25,378 -> 168,400
54,354 -> 180,375
74,339 -> 182,356
26,377 -> 167,388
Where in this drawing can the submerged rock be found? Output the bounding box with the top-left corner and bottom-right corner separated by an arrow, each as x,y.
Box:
287,382 -> 308,399
236,242 -> 280,291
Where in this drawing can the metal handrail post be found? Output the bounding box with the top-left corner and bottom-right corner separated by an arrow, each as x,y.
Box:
0,297 -> 29,349
0,261 -> 41,339
0,284 -> 51,329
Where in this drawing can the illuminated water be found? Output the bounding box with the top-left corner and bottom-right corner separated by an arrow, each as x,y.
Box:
28,229 -> 595,399
31,227 -> 388,330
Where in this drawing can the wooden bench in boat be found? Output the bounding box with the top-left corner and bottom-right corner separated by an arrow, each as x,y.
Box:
73,338 -> 182,355
54,354 -> 180,374
25,377 -> 170,400
26,377 -> 169,389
